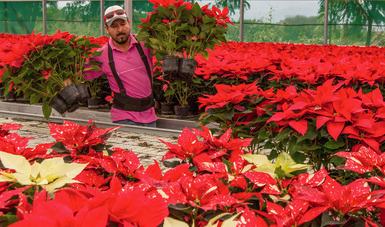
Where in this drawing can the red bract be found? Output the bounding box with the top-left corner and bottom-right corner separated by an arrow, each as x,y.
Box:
342,114 -> 385,153
11,201 -> 77,227
15,178 -> 169,227
198,81 -> 261,111
138,162 -> 192,205
0,123 -> 23,137
193,125 -> 252,153
49,120 -> 121,156
0,132 -> 54,159
179,174 -> 239,211
236,206 -> 269,227
334,144 -> 385,174
160,126 -> 207,162
0,185 -> 30,216
291,177 -> 385,217
266,199 -> 325,227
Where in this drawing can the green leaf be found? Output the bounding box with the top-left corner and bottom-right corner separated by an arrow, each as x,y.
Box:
191,2 -> 203,18
91,50 -> 103,57
149,38 -> 162,45
0,68 -> 11,81
30,93 -> 42,104
323,140 -> 345,150
275,127 -> 292,141
200,51 -> 209,59
42,101 -> 52,120
190,27 -> 199,35
68,51 -> 77,58
0,214 -> 19,226
223,109 -> 235,120
320,212 -> 346,227
84,65 -> 102,71
329,155 -> 345,167
222,158 -> 233,174
291,151 -> 308,164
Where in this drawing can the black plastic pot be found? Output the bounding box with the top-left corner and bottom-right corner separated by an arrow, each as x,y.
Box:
178,58 -> 197,81
58,84 -> 80,106
0,88 -> 4,100
87,97 -> 105,109
161,102 -> 174,115
76,83 -> 89,103
162,55 -> 180,81
3,90 -> 16,102
174,105 -> 189,119
49,95 -> 69,114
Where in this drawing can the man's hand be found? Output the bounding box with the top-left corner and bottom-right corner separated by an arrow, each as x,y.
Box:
63,78 -> 72,86
172,52 -> 184,58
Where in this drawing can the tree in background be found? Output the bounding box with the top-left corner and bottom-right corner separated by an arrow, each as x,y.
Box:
0,1 -> 57,34
319,0 -> 385,46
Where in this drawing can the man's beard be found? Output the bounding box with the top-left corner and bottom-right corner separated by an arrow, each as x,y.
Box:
113,32 -> 130,44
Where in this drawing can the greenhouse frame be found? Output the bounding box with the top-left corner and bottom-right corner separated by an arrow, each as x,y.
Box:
1,0 -> 385,46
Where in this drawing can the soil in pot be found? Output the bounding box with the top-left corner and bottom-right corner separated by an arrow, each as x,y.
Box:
49,95 -> 69,114
162,55 -> 180,81
174,105 -> 189,119
58,84 -> 80,106
161,102 -> 174,115
178,58 -> 197,81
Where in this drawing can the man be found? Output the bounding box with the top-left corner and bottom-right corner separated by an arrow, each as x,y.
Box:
84,5 -> 157,127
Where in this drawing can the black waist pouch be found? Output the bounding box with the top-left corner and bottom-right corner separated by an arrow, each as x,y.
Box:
112,92 -> 154,112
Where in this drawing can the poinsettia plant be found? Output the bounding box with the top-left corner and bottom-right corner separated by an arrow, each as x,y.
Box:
1,120 -> 385,226
136,0 -> 233,61
136,0 -> 191,61
0,31 -> 103,119
164,79 -> 196,107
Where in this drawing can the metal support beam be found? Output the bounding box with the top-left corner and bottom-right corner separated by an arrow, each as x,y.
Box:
124,0 -> 133,32
4,2 -> 8,33
239,0 -> 244,42
42,0 -> 47,35
100,0 -> 104,36
323,0 -> 329,45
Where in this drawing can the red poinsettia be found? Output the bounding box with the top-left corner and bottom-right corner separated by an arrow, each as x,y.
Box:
13,177 -> 169,227
49,120 -> 121,156
160,126 -> 207,162
179,174 -> 239,211
0,128 -> 54,159
334,144 -> 385,174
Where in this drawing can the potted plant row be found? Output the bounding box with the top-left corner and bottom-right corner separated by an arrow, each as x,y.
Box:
2,36 -> 102,119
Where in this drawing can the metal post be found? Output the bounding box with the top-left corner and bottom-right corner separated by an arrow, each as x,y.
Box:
323,0 -> 329,45
4,2 -> 8,33
100,0 -> 104,36
124,0 -> 133,32
42,0 -> 47,35
239,0 -> 244,42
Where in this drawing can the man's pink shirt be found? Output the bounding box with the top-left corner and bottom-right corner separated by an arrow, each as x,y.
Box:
84,34 -> 157,123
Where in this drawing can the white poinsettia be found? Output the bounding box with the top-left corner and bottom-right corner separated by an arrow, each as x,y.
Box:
0,151 -> 87,192
242,152 -> 311,178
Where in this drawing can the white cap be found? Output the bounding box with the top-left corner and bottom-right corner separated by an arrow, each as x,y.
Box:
104,5 -> 128,27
